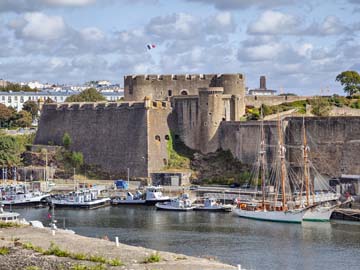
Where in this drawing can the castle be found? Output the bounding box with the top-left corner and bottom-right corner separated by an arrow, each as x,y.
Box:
35,73 -> 360,178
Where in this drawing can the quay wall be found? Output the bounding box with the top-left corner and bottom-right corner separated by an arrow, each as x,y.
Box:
245,95 -> 313,107
219,117 -> 360,177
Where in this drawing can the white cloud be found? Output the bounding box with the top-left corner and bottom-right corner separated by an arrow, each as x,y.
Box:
241,42 -> 284,61
304,16 -> 349,35
43,0 -> 96,6
247,10 -> 299,35
80,27 -> 105,41
215,12 -> 232,26
185,0 -> 295,10
146,13 -> 200,40
10,12 -> 67,41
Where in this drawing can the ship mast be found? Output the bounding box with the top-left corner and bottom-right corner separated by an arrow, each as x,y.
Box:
277,115 -> 287,211
302,117 -> 310,207
260,108 -> 266,210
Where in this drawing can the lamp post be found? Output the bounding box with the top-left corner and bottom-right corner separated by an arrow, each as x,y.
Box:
127,167 -> 130,190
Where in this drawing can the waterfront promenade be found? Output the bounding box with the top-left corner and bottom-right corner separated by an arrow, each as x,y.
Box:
0,226 -> 236,270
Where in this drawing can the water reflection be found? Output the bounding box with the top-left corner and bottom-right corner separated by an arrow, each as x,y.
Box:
16,206 -> 360,270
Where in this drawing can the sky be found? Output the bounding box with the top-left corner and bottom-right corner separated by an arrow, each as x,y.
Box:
0,0 -> 359,95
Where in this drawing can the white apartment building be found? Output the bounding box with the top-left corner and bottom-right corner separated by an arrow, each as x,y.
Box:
0,90 -> 124,112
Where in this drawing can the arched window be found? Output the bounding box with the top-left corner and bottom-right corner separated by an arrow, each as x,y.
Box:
168,90 -> 172,97
180,90 -> 188,95
155,135 -> 161,142
165,135 -> 170,140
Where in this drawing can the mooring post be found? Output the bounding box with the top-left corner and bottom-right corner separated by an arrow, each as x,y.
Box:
115,236 -> 119,247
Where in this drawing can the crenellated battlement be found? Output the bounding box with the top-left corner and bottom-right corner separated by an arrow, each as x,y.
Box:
124,73 -> 245,103
42,101 -> 171,112
124,73 -> 243,83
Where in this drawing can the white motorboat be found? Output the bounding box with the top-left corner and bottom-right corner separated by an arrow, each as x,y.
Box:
0,184 -> 49,207
0,203 -> 28,225
111,191 -> 146,205
145,186 -> 171,205
156,194 -> 195,211
303,204 -> 337,222
50,189 -> 110,209
194,198 -> 233,212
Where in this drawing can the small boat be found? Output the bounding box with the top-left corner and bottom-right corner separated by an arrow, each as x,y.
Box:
50,189 -> 110,209
145,186 -> 171,205
111,191 -> 146,205
194,198 -> 233,212
303,203 -> 337,222
0,203 -> 28,225
155,194 -> 195,211
0,184 -> 49,208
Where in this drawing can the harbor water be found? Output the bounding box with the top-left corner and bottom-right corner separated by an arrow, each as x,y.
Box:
17,206 -> 360,270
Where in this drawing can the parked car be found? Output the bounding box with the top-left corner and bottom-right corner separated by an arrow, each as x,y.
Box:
229,183 -> 240,188
189,185 -> 200,190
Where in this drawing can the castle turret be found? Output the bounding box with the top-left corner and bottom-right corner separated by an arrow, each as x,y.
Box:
199,87 -> 224,153
217,74 -> 246,119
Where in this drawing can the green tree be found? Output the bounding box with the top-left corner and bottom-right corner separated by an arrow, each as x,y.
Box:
14,110 -> 32,127
0,136 -> 21,166
62,132 -> 72,149
22,100 -> 39,120
65,88 -> 106,102
0,82 -> 36,92
0,104 -> 15,128
71,151 -> 84,169
335,70 -> 360,96
310,97 -> 332,116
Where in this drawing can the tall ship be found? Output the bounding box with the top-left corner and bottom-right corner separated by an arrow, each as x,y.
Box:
234,115 -> 339,223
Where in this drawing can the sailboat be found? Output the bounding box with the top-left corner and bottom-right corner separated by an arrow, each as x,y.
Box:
234,115 -> 340,223
299,118 -> 340,222
233,114 -> 307,223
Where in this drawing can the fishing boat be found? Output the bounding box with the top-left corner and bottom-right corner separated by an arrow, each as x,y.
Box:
50,189 -> 110,209
111,191 -> 146,205
194,197 -> 233,212
0,203 -> 28,225
0,184 -> 50,208
144,186 -> 171,205
155,193 -> 195,211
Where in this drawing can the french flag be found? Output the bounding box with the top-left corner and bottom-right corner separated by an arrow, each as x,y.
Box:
147,44 -> 156,50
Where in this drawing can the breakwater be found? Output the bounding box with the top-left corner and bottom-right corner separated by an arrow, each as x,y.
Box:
0,226 -> 235,270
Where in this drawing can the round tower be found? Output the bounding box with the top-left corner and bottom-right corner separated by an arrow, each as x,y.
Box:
199,87 -> 224,154
218,74 -> 246,119
124,75 -> 154,102
217,74 -> 245,96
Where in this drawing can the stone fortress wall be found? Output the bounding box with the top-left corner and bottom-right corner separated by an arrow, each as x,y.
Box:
219,117 -> 360,177
35,101 -> 172,178
35,73 -> 360,178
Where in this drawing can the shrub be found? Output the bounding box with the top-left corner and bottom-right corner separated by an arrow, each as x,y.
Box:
62,132 -> 72,149
88,255 -> 107,263
0,222 -> 20,228
0,246 -> 10,255
144,252 -> 161,263
107,258 -> 123,266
